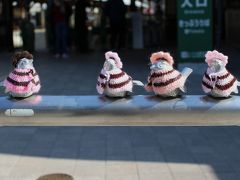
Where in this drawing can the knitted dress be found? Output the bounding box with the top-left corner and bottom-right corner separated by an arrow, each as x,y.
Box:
145,67 -> 186,96
97,68 -> 133,97
202,68 -> 238,97
4,68 -> 41,97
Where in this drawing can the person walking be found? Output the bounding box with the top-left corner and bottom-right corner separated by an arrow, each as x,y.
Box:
52,0 -> 69,58
105,0 -> 127,50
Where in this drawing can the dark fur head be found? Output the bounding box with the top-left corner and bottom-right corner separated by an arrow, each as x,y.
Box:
12,51 -> 33,68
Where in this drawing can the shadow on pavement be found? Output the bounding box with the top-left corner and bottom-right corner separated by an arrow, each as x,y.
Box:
0,126 -> 239,179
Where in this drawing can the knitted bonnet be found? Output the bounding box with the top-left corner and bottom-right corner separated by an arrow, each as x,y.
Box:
205,50 -> 228,67
12,51 -> 33,68
105,51 -> 123,69
150,51 -> 174,66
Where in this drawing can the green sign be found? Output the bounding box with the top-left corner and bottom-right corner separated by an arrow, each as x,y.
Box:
177,0 -> 213,62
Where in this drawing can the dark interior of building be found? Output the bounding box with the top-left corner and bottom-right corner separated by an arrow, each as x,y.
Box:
0,0 -> 239,52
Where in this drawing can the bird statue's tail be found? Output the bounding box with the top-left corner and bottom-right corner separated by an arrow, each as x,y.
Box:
179,67 -> 193,93
181,67 -> 193,81
133,80 -> 144,87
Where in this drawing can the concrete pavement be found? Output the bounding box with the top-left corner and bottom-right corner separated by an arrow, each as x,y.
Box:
0,126 -> 240,180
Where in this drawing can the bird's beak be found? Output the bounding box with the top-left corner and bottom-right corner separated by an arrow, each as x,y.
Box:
150,64 -> 156,70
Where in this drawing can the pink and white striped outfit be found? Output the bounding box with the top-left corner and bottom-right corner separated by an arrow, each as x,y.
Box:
97,68 -> 133,96
202,68 -> 238,97
4,68 -> 41,97
145,68 -> 185,95
145,51 -> 186,96
97,51 -> 133,97
202,50 -> 239,97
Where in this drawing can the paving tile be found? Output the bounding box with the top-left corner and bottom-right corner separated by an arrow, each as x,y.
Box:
229,161 -> 240,172
22,147 -> 51,157
131,138 -> 159,148
199,163 -> 235,173
32,133 -> 58,141
74,164 -> 105,177
137,161 -> 170,174
176,127 -> 200,134
0,175 -> 7,180
0,141 -> 28,151
193,153 -> 228,164
50,147 -> 79,159
3,177 -> 34,180
108,127 -> 130,135
205,173 -> 240,180
80,140 -> 106,149
181,137 -> 210,147
73,176 -> 105,180
188,146 -> 215,155
107,140 -> 132,149
106,161 -> 138,176
172,172 -> 207,180
0,164 -> 15,177
167,162 -> 202,173
58,127 -> 84,135
107,147 -> 133,156
53,140 -> 81,148
134,148 -> 165,162
4,127 -> 36,134
106,174 -> 139,180
139,172 -> 173,180
5,135 -> 33,142
79,147 -> 106,155
8,164 -> 44,179
0,154 -> 20,165
107,155 -> 135,166
16,156 -> 48,167
151,127 -> 178,135
43,161 -> 76,176
76,159 -> 105,167
78,149 -> 106,162
26,141 -> 54,149
162,150 -> 196,164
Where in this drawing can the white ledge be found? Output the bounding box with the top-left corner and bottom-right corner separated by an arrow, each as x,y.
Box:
0,95 -> 240,126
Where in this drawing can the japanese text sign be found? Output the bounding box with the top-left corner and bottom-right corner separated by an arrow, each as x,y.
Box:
177,0 -> 213,62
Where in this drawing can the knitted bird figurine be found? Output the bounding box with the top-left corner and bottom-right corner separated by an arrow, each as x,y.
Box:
145,51 -> 192,97
97,51 -> 143,97
3,51 -> 41,98
202,50 -> 239,98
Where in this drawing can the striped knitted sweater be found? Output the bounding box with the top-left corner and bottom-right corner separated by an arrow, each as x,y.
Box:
202,68 -> 238,97
4,68 -> 41,97
145,67 -> 185,96
96,68 -> 133,97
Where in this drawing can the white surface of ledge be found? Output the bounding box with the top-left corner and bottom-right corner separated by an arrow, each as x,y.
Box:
0,95 -> 239,126
0,95 -> 240,110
